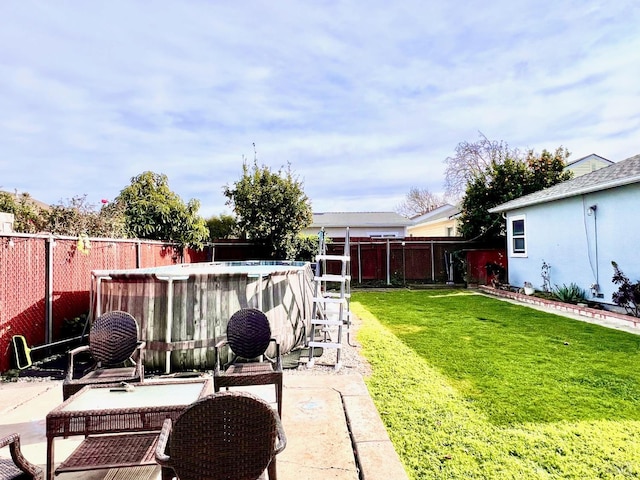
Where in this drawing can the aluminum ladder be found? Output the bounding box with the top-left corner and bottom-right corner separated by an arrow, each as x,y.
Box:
307,228 -> 351,370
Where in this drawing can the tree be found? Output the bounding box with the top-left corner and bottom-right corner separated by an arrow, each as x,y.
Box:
459,147 -> 572,240
224,160 -> 313,259
396,187 -> 444,218
44,195 -> 129,237
292,233 -> 326,262
113,171 -> 209,248
444,132 -> 520,199
0,191 -> 46,233
206,214 -> 237,240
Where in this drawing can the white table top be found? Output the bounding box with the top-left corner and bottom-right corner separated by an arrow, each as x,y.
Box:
60,381 -> 207,412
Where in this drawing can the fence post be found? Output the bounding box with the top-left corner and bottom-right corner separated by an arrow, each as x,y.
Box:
45,235 -> 54,345
431,240 -> 435,282
136,241 -> 141,268
402,241 -> 406,285
357,241 -> 362,284
386,238 -> 390,286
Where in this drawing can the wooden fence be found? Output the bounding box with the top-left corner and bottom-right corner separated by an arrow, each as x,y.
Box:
210,237 -> 506,286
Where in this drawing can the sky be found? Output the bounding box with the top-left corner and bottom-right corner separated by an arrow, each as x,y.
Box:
2,1 -> 639,218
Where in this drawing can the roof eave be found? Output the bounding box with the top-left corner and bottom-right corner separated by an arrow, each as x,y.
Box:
489,175 -> 640,213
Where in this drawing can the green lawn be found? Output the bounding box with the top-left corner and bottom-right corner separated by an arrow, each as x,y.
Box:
351,290 -> 640,479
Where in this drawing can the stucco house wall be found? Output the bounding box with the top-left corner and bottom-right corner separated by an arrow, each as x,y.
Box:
407,204 -> 460,237
408,221 -> 456,237
504,183 -> 640,304
492,153 -> 640,308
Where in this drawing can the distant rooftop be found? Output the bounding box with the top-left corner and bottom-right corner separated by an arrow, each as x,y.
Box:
564,153 -> 613,168
411,204 -> 460,224
0,190 -> 50,210
312,212 -> 413,228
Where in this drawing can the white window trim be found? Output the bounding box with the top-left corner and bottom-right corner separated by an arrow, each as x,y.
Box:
509,214 -> 527,258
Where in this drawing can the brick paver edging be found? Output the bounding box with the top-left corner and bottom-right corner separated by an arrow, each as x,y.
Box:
478,285 -> 640,330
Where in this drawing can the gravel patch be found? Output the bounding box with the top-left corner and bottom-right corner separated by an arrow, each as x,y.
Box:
286,312 -> 372,377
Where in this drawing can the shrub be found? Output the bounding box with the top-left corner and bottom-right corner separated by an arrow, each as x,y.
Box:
611,261 -> 640,317
553,283 -> 587,304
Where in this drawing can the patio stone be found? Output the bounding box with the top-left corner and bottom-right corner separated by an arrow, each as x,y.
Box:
0,373 -> 409,480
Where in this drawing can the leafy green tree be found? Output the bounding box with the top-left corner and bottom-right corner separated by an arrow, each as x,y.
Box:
224,160 -> 313,259
114,171 -> 209,248
459,147 -> 572,240
293,234 -> 322,262
1,191 -> 129,237
206,214 -> 237,240
44,195 -> 127,237
92,201 -> 130,238
0,191 -> 46,233
524,147 -> 572,191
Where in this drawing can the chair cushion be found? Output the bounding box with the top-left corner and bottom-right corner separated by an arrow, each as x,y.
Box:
226,308 -> 271,359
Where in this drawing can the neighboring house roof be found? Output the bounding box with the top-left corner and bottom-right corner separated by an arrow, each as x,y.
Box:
410,204 -> 460,224
311,212 -> 413,228
490,153 -> 640,213
564,153 -> 613,168
0,190 -> 50,211
563,153 -> 614,178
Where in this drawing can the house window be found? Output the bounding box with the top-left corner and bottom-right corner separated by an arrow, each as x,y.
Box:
510,215 -> 526,257
368,232 -> 398,238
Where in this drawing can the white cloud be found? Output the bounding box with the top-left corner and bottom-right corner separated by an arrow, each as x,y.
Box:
1,0 -> 639,218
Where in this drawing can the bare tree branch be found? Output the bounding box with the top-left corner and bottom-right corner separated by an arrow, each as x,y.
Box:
396,187 -> 444,218
444,131 -> 520,198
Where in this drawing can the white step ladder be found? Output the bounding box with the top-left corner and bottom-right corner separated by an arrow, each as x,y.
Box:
307,228 -> 351,370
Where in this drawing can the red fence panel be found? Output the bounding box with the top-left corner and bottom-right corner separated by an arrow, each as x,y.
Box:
0,237 -> 47,370
0,235 -> 185,372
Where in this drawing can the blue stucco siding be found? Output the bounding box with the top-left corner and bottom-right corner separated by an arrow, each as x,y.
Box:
505,183 -> 640,306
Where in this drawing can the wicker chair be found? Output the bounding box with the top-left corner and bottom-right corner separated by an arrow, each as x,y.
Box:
156,391 -> 287,480
62,310 -> 145,400
214,308 -> 283,417
0,433 -> 44,480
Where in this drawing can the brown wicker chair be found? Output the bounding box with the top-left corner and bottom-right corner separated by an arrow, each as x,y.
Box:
214,308 -> 283,417
62,310 -> 145,400
155,391 -> 287,480
0,433 -> 44,480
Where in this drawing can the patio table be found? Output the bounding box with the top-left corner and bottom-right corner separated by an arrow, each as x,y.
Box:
46,377 -> 211,480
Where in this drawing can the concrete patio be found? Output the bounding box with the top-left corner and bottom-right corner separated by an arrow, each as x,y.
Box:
0,372 -> 408,480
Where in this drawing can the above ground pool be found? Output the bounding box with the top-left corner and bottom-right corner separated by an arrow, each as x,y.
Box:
90,261 -> 314,373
